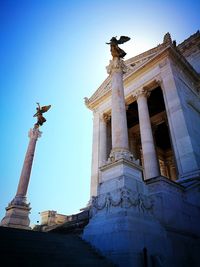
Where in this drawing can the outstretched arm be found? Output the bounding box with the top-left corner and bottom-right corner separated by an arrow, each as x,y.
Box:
36,102 -> 41,110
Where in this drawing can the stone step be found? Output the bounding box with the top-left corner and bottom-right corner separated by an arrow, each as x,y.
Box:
0,226 -> 115,267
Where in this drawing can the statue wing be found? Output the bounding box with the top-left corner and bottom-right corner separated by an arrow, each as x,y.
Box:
41,105 -> 51,113
118,36 -> 131,44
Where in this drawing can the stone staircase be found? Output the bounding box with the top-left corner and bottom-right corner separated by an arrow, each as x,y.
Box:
0,226 -> 115,267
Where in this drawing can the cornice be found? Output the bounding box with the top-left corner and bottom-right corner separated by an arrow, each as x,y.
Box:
177,30 -> 200,52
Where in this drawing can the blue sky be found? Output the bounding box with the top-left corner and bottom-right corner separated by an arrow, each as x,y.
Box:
0,0 -> 199,226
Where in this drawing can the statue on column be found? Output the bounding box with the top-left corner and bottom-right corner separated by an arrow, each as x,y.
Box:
106,36 -> 131,58
33,102 -> 51,128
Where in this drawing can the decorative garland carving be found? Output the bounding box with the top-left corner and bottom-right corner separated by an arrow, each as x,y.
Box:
90,187 -> 154,217
108,149 -> 134,163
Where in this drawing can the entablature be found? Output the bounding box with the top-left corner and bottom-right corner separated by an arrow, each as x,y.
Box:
85,35 -> 200,112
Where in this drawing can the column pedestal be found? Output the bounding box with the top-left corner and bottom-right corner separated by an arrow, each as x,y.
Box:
0,204 -> 31,230
83,160 -> 172,267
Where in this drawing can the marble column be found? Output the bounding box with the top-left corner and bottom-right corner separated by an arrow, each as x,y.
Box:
90,111 -> 100,197
168,160 -> 177,181
99,114 -> 108,166
129,132 -> 139,160
106,57 -> 132,161
1,127 -> 41,229
136,89 -> 160,179
160,160 -> 168,177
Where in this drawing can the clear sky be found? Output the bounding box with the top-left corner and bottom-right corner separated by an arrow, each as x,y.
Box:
0,0 -> 199,226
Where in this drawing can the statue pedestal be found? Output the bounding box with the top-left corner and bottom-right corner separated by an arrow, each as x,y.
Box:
1,201 -> 31,230
83,160 -> 172,267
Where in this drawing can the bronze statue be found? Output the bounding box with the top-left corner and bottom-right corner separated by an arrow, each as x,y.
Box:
33,103 -> 51,128
106,36 -> 131,58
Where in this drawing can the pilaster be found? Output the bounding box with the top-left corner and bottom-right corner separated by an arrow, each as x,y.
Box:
159,60 -> 200,181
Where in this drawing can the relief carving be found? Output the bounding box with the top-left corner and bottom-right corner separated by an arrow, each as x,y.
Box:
90,187 -> 154,217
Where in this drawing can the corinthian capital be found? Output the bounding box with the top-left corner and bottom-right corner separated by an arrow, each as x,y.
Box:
135,88 -> 150,100
100,113 -> 111,123
28,128 -> 42,140
106,58 -> 128,75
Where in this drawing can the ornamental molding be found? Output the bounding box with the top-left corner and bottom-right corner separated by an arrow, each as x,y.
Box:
90,187 -> 154,217
187,99 -> 200,114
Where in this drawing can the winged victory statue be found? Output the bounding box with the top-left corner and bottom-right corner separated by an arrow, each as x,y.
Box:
106,36 -> 131,58
33,103 -> 51,128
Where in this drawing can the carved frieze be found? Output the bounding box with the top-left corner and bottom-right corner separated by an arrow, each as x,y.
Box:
108,148 -> 134,163
90,187 -> 154,217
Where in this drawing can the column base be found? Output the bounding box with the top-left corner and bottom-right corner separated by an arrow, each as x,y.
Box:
108,148 -> 139,164
1,199 -> 31,230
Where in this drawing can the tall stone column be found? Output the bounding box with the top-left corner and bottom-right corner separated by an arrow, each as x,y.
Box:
136,89 -> 160,179
129,132 -> 139,160
1,127 -> 41,229
90,111 -> 100,197
99,114 -> 108,166
106,57 -> 132,161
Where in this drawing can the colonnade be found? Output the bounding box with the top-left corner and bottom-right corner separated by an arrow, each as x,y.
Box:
98,87 -> 161,180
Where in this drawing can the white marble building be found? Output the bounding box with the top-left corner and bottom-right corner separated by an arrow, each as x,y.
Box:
85,31 -> 200,196
83,32 -> 200,267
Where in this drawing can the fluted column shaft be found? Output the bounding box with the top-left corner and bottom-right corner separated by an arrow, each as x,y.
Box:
136,89 -> 160,179
16,128 -> 41,200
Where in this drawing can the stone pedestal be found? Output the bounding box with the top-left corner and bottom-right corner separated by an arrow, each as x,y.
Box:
83,160 -> 172,267
1,128 -> 41,229
0,204 -> 31,230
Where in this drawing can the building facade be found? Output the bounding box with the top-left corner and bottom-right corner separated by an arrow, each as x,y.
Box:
83,32 -> 200,267
85,31 -> 200,196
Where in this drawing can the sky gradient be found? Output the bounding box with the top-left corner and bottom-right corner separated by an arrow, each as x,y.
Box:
0,0 -> 200,226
